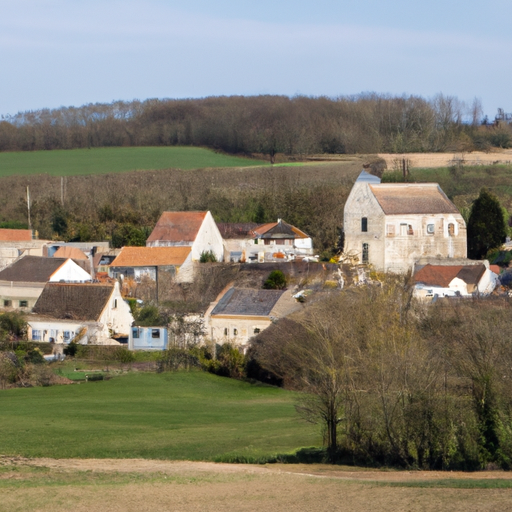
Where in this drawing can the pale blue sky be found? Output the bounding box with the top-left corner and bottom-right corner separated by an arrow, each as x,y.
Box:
1,0 -> 510,117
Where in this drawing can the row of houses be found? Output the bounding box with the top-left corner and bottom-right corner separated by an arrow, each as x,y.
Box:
0,167 -> 503,351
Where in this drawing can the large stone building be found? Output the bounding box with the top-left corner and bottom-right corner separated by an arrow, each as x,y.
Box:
343,171 -> 467,273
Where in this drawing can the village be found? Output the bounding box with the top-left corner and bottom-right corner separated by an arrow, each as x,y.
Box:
0,166 -> 503,355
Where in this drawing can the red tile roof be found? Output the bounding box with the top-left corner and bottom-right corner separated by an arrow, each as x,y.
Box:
414,264 -> 486,288
0,229 -> 32,242
414,265 -> 462,287
370,184 -> 460,215
146,211 -> 206,244
111,247 -> 191,267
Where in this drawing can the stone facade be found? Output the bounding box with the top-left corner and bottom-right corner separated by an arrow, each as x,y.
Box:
343,171 -> 467,273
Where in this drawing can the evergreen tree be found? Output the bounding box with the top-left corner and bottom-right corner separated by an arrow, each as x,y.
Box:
467,188 -> 507,259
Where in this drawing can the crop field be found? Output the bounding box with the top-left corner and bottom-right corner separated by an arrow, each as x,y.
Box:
0,146 -> 267,177
0,371 -> 319,460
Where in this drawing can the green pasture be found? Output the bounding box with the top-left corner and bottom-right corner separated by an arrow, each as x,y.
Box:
0,371 -> 319,460
0,147 -> 266,177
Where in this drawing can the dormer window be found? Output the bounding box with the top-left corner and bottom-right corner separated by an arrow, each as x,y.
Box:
361,217 -> 368,232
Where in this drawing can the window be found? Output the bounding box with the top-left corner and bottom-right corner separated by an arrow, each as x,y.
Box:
400,224 -> 407,236
114,299 -> 118,309
254,239 -> 259,245
151,329 -> 160,339
407,225 -> 414,236
386,224 -> 395,236
253,328 -> 261,335
276,239 -> 285,245
427,223 -> 435,235
448,223 -> 455,236
362,243 -> 369,264
361,217 -> 368,232
233,328 -> 238,336
63,331 -> 71,341
3,300 -> 11,307
224,328 -> 228,336
32,330 -> 41,341
132,328 -> 141,339
19,300 -> 28,308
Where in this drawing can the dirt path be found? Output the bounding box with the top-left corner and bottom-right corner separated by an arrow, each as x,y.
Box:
3,457 -> 512,512
2,456 -> 512,482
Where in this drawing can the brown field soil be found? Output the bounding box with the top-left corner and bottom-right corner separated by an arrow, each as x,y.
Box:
378,150 -> 512,169
2,457 -> 512,512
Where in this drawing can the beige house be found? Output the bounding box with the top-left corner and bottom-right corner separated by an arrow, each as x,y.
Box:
0,256 -> 92,310
343,171 -> 467,273
204,287 -> 302,351
28,281 -> 133,345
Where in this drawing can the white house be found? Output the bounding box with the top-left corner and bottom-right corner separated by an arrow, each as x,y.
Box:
28,281 -> 133,345
146,211 -> 224,263
217,219 -> 314,263
343,170 -> 467,273
0,256 -> 92,310
413,261 -> 499,299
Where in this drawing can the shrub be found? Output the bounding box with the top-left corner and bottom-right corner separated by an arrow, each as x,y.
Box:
263,270 -> 287,290
199,250 -> 217,263
157,348 -> 200,372
63,341 -> 78,357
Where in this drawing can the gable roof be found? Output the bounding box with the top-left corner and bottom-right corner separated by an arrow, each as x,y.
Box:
146,211 -> 207,244
211,288 -> 285,317
369,184 -> 460,215
53,246 -> 88,260
33,283 -> 114,321
414,264 -> 486,288
0,229 -> 32,242
110,247 -> 191,267
0,256 -> 70,283
250,220 -> 310,239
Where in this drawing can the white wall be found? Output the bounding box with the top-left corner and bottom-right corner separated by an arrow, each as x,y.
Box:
98,282 -> 134,338
50,259 -> 92,282
191,211 -> 225,262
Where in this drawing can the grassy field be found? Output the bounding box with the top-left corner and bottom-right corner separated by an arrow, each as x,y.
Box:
0,371 -> 319,460
0,147 -> 267,177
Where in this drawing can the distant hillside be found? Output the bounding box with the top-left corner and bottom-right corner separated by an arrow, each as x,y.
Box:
1,94 -> 509,156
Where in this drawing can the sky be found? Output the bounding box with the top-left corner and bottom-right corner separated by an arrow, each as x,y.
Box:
1,0 -> 511,118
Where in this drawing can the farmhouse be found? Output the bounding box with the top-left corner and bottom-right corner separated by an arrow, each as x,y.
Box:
343,171 -> 467,272
146,211 -> 224,262
413,261 -> 498,299
204,287 -> 301,351
217,219 -> 314,263
28,281 -> 133,345
0,256 -> 92,310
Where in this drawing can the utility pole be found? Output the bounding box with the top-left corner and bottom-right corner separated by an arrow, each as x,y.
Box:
26,186 -> 32,230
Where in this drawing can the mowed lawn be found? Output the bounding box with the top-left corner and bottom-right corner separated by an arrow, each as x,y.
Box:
0,147 -> 266,177
0,372 -> 319,460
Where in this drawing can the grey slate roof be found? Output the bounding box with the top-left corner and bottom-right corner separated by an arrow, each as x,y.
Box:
33,283 -> 114,321
211,288 -> 285,317
0,256 -> 69,283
